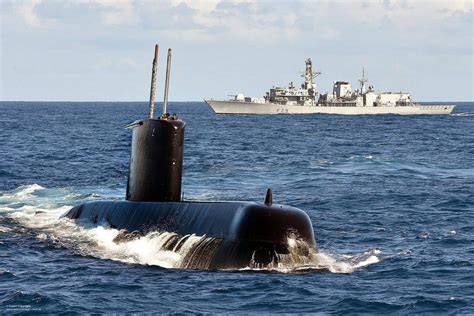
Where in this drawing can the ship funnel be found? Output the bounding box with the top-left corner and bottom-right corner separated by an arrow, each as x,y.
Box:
126,45 -> 185,202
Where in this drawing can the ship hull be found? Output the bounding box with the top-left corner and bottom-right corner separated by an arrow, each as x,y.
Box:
205,100 -> 455,115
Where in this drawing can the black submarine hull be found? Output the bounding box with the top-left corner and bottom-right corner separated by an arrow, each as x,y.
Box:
63,200 -> 316,269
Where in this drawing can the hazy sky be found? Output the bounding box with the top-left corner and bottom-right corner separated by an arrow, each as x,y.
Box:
1,0 -> 472,101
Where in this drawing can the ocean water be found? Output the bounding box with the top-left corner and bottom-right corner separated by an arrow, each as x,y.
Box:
0,101 -> 473,314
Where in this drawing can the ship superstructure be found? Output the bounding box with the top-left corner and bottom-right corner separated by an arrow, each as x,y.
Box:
318,68 -> 411,108
205,59 -> 455,115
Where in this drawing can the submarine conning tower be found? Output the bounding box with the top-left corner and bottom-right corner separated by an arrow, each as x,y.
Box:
126,117 -> 185,202
63,44 -> 317,270
126,46 -> 185,202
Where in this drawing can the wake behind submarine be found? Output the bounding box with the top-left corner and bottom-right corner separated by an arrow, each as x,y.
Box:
63,45 -> 317,270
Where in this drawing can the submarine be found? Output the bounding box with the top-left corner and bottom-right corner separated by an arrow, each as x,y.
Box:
63,45 -> 317,270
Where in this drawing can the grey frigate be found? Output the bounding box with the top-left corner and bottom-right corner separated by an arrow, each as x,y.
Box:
205,59 -> 455,115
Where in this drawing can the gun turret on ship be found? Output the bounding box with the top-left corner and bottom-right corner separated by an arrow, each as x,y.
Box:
205,59 -> 455,115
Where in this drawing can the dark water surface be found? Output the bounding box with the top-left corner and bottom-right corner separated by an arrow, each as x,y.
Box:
1,102 -> 473,314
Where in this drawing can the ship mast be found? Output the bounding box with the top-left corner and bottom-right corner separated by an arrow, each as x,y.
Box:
358,67 -> 368,93
304,58 -> 313,89
303,58 -> 321,98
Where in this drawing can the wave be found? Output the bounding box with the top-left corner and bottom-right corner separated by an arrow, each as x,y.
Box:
0,183 -> 45,200
1,184 -> 381,273
240,248 -> 380,273
450,112 -> 474,116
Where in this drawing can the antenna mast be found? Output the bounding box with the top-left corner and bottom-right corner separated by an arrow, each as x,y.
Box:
359,67 -> 368,93
148,44 -> 159,119
163,48 -> 172,116
303,58 -> 320,89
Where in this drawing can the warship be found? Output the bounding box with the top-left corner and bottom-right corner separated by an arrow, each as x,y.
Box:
205,59 -> 455,115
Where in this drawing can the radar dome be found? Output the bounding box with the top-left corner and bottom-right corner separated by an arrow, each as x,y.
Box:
235,94 -> 245,101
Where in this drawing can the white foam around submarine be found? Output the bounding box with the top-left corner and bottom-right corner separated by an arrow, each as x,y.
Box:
1,184 -> 381,272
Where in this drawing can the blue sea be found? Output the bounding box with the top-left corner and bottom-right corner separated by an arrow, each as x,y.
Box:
0,101 -> 473,314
